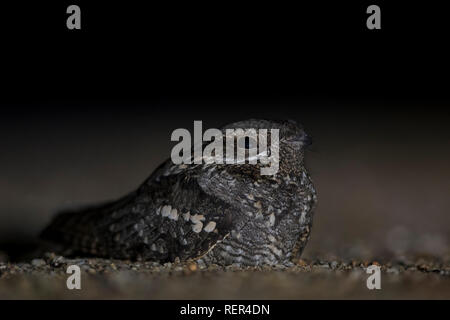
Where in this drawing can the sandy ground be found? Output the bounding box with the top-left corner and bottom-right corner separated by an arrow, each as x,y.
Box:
1,252 -> 450,299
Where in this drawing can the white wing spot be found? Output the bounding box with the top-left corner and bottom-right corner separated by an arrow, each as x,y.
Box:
190,214 -> 205,223
183,211 -> 191,221
192,221 -> 203,233
203,221 -> 216,233
169,208 -> 178,220
161,205 -> 171,217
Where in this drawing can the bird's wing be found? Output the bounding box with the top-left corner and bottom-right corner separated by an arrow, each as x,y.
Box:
40,161 -> 234,262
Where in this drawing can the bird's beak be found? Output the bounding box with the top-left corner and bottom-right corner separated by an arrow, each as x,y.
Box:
286,133 -> 312,149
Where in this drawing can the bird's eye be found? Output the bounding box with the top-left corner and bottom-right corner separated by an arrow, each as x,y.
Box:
237,136 -> 257,150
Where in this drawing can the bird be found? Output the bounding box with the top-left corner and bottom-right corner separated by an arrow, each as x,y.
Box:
40,119 -> 317,266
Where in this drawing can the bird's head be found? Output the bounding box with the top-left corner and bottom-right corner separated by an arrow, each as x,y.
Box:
217,118 -> 312,178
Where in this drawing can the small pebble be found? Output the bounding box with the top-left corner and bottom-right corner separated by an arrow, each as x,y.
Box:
297,259 -> 308,267
87,268 -> 97,274
188,262 -> 197,272
31,259 -> 46,267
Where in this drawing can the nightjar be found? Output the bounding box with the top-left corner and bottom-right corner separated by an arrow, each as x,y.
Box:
41,119 -> 317,266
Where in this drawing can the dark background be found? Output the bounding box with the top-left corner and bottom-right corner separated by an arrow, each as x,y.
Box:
1,1 -> 449,260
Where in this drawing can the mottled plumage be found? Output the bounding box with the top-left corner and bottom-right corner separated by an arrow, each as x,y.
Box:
41,119 -> 317,266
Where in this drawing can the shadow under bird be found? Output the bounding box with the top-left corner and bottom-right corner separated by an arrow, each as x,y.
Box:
41,119 -> 317,266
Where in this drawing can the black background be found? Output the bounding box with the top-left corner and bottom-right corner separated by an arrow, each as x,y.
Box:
2,1 -> 448,103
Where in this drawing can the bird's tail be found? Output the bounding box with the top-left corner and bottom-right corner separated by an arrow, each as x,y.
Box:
40,192 -> 135,256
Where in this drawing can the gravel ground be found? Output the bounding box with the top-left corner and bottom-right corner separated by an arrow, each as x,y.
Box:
1,252 -> 450,299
